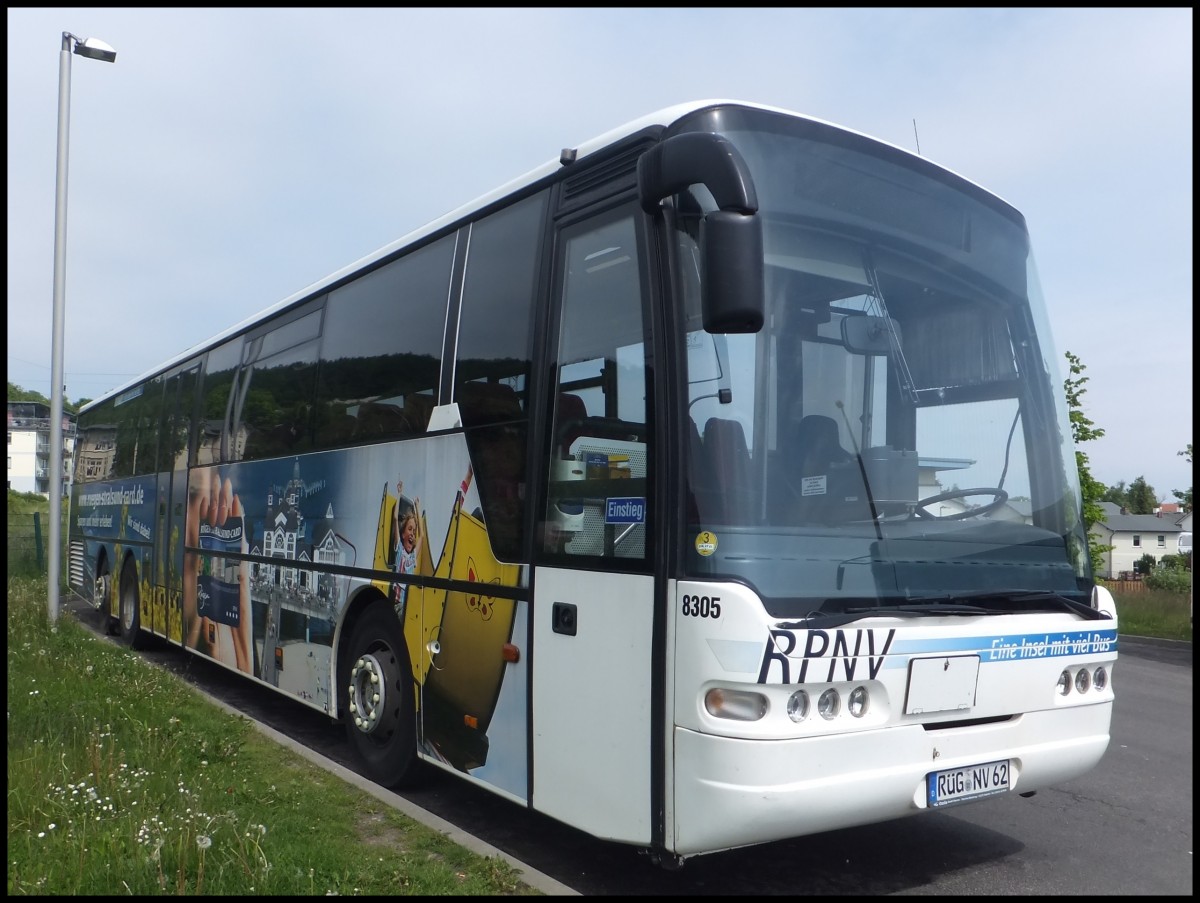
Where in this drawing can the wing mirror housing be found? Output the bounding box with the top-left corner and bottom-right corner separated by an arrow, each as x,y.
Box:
638,132 -> 764,334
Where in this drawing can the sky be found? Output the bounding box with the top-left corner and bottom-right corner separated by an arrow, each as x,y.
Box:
7,8 -> 1193,502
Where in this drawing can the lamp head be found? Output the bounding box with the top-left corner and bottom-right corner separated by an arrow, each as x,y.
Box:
73,36 -> 117,63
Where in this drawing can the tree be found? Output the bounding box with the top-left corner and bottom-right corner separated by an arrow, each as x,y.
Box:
1064,351 -> 1109,574
1101,481 -> 1129,509
1125,476 -> 1157,514
1174,444 -> 1193,513
7,381 -> 85,413
7,382 -> 50,405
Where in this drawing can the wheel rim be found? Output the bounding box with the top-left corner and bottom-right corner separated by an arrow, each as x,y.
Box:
121,576 -> 136,631
348,651 -> 392,736
93,573 -> 110,611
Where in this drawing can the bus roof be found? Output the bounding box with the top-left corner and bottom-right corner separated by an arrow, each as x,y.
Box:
82,98 -> 991,413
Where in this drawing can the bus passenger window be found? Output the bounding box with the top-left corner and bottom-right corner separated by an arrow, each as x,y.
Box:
314,234 -> 455,450
232,304 -> 322,462
542,208 -> 652,564
453,192 -> 548,561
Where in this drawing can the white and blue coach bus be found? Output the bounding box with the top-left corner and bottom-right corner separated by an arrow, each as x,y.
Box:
69,100 -> 1117,867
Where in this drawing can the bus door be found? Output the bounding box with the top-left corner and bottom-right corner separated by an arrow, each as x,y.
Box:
155,364 -> 199,643
532,204 -> 658,845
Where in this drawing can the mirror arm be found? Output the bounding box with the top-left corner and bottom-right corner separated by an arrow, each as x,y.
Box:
637,132 -> 758,215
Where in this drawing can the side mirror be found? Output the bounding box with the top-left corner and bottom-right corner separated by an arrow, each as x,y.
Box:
638,132 -> 764,334
841,315 -> 902,354
702,210 -> 764,333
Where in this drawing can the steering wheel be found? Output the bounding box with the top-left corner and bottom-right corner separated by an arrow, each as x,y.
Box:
914,487 -> 1009,520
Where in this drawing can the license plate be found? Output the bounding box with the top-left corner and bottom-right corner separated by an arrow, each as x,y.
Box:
927,759 -> 1011,807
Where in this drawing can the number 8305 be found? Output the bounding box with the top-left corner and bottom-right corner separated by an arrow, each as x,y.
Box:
681,595 -> 721,618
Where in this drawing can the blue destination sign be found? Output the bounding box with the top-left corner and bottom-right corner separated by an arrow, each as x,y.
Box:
606,497 -> 646,524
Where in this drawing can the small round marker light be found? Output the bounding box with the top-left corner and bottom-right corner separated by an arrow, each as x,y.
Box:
848,686 -> 869,718
787,690 -> 810,722
1075,668 -> 1091,693
818,688 -> 840,720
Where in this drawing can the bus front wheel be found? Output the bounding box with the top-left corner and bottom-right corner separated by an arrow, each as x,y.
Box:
341,603 -> 419,788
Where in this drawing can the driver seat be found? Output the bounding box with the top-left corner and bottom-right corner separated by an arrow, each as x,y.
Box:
793,414 -> 852,477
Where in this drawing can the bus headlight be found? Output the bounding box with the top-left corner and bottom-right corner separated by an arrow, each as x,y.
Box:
704,688 -> 767,721
1093,666 -> 1108,691
847,686 -> 869,718
818,688 -> 840,720
1057,669 -> 1072,695
1074,668 -> 1091,693
786,690 -> 810,722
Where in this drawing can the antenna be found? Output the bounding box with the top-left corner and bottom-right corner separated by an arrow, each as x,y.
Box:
912,119 -> 922,156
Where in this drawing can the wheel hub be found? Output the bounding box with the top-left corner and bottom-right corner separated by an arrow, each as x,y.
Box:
93,573 -> 110,611
348,653 -> 388,735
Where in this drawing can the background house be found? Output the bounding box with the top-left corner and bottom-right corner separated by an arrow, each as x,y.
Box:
1090,500 -> 1193,579
7,401 -> 76,496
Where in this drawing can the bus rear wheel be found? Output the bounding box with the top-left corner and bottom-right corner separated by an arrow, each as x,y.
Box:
93,563 -> 111,613
118,560 -> 148,650
341,603 -> 419,787
93,558 -> 119,635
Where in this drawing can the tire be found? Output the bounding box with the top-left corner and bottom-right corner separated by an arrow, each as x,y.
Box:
118,559 -> 148,650
341,602 -> 419,787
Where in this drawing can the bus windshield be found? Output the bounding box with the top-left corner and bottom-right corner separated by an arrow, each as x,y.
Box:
673,108 -> 1092,617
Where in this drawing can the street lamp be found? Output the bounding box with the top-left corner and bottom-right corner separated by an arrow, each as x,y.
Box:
49,31 -> 116,622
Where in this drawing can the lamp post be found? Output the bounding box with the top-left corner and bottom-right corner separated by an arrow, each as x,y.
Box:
49,31 -> 117,622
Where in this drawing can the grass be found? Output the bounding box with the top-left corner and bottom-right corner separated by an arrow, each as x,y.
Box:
7,490 -> 61,581
1112,587 -> 1193,641
6,574 -> 541,896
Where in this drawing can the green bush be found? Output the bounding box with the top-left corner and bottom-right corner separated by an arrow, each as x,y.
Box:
1158,553 -> 1191,571
1143,566 -> 1192,594
1134,553 -> 1158,575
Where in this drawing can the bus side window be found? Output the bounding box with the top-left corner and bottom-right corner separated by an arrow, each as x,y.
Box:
542,207 -> 652,562
196,338 -> 240,465
453,191 -> 548,561
233,303 -> 323,462
75,398 -> 118,483
555,392 -> 588,457
314,234 -> 455,450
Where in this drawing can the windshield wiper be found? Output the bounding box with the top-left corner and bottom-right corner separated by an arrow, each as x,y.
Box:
908,589 -> 1110,621
833,401 -> 884,541
783,603 -> 996,630
783,588 -> 1111,630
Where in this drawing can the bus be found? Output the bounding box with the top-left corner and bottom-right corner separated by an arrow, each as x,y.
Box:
68,99 -> 1118,868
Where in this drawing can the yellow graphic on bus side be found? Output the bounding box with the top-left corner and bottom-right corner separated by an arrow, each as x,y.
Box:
371,483 -> 443,685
